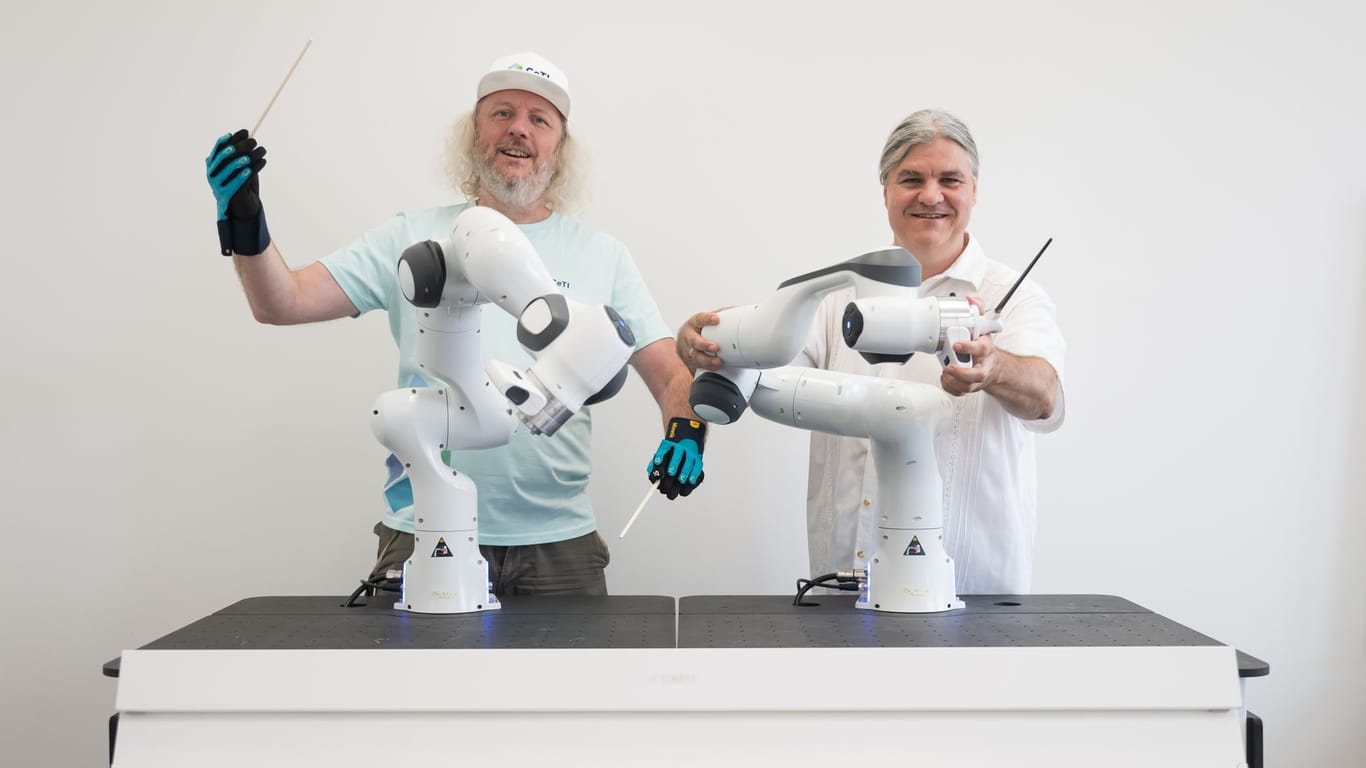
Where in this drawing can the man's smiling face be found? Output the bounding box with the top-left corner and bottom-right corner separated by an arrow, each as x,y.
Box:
473,89 -> 564,205
883,136 -> 977,272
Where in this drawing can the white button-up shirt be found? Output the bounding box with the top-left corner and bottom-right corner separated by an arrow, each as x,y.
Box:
799,235 -> 1066,594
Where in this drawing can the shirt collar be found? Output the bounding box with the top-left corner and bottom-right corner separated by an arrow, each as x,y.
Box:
920,233 -> 984,292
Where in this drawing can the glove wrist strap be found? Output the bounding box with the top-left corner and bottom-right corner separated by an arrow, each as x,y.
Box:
666,417 -> 706,452
217,219 -> 233,256
220,208 -> 271,257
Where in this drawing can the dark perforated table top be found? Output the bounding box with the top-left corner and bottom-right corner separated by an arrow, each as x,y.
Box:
677,594 -> 1268,677
104,594 -> 1268,679
104,595 -> 676,677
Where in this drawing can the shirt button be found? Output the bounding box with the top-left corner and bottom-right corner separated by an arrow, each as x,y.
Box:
862,498 -> 871,506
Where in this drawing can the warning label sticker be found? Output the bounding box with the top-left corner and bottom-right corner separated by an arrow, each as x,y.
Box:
904,536 -> 925,556
432,537 -> 453,557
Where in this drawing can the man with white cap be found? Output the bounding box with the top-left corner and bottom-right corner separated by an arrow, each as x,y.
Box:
204,52 -> 705,596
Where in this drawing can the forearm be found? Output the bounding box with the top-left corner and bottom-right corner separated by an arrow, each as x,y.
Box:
231,244 -> 357,326
631,339 -> 702,429
985,351 -> 1059,421
655,366 -> 699,429
232,242 -> 291,324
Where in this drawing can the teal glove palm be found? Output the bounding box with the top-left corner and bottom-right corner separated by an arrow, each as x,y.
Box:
205,130 -> 271,256
647,417 -> 706,499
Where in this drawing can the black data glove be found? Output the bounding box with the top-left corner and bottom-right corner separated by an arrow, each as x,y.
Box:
647,417 -> 706,500
205,129 -> 271,256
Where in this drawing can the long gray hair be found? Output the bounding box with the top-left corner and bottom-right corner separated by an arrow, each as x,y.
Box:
878,109 -> 980,186
444,111 -> 585,212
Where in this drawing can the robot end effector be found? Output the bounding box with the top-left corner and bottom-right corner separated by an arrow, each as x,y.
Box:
840,294 -> 1002,369
494,296 -> 636,435
842,236 -> 1053,369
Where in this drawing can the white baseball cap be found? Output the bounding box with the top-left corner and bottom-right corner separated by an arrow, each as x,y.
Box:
476,51 -> 571,119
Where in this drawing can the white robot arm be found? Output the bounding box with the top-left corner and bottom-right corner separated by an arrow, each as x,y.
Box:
370,206 -> 635,614
841,294 -> 1001,368
746,367 -> 957,612
688,247 -> 922,425
841,237 -> 1054,369
689,248 -> 1004,613
690,248 -> 1002,426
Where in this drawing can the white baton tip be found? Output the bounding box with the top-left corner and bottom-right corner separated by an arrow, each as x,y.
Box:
618,483 -> 658,539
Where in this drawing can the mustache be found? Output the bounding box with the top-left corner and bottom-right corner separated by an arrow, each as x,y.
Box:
496,140 -> 535,157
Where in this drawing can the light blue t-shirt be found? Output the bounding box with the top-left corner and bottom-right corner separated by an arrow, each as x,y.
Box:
321,203 -> 670,545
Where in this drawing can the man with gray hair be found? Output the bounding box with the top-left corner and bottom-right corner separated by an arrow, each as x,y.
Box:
677,109 -> 1065,594
205,51 -> 705,596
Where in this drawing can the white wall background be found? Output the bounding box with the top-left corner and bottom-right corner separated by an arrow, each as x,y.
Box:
2,0 -> 1363,764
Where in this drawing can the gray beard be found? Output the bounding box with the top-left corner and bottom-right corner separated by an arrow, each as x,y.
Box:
474,152 -> 556,210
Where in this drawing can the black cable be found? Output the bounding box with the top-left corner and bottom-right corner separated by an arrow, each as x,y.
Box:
792,573 -> 858,606
342,576 -> 401,607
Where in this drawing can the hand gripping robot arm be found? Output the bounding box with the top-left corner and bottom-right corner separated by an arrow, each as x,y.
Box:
371,207 -> 636,614
689,247 -> 1001,613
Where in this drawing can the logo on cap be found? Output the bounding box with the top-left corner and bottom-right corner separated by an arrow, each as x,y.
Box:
508,63 -> 551,80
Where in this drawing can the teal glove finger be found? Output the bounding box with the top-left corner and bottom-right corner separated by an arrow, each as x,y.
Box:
672,445 -> 703,485
206,141 -> 251,220
648,440 -> 672,475
685,449 -> 704,485
206,133 -> 232,163
666,438 -> 700,478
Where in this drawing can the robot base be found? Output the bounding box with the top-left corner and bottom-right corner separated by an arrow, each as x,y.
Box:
857,526 -> 965,613
395,532 -> 500,614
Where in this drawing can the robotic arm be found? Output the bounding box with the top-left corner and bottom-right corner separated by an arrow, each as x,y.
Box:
841,236 -> 1052,368
371,206 -> 635,614
688,247 -> 921,425
841,294 -> 1002,368
688,247 -> 1002,613
748,367 -> 957,612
